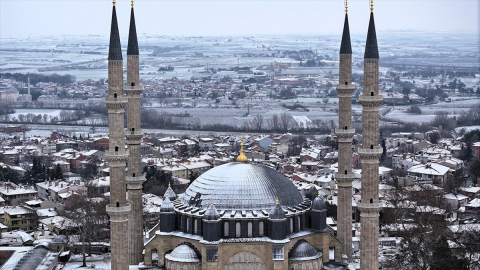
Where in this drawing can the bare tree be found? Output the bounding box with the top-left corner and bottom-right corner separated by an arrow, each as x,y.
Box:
59,194 -> 109,267
280,112 -> 293,132
249,114 -> 264,132
268,113 -> 280,132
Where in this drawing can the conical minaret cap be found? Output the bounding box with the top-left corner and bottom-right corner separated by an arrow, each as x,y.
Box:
108,5 -> 122,60
127,6 -> 139,55
340,14 -> 352,54
364,12 -> 379,59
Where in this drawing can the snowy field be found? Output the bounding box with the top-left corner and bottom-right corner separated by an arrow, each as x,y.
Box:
384,98 -> 479,123
10,109 -> 69,118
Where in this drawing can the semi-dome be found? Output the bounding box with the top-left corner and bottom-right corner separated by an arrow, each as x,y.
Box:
165,244 -> 200,263
289,241 -> 322,261
182,163 -> 303,211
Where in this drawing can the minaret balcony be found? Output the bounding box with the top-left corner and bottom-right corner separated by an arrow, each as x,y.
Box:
357,147 -> 383,159
357,202 -> 382,212
359,95 -> 383,107
335,128 -> 355,135
105,96 -> 128,110
336,83 -> 355,94
335,173 -> 356,183
105,149 -> 129,161
125,130 -> 144,142
126,175 -> 145,188
124,84 -> 143,96
106,203 -> 131,219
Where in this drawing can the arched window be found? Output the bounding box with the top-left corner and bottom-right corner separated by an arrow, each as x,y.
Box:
132,173 -> 136,177
297,216 -> 301,231
344,170 -> 347,174
116,202 -> 119,207
370,145 -> 374,150
290,218 -> 294,233
236,222 -> 241,237
131,82 -> 135,86
247,222 -> 253,237
344,126 -> 348,130
194,219 -> 198,234
370,92 -> 374,96
370,198 -> 373,203
114,93 -> 118,98
115,146 -> 119,152
224,222 -> 229,237
259,222 -> 264,236
345,81 -> 348,85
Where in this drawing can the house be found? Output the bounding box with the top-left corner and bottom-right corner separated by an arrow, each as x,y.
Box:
198,138 -> 214,150
0,183 -> 38,206
465,198 -> 480,218
86,176 -> 110,197
4,206 -> 37,231
458,186 -> 480,200
443,193 -> 469,210
269,142 -> 289,155
407,163 -> 450,186
36,180 -> 86,202
161,165 -> 187,178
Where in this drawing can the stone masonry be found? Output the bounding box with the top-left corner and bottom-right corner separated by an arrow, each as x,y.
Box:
105,3 -> 130,270
358,10 -> 382,270
125,5 -> 145,265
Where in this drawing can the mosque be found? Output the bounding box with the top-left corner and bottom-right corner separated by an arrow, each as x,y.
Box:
104,0 -> 382,269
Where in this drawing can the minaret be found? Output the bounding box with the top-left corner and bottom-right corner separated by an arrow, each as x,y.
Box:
358,1 -> 382,269
335,0 -> 355,262
105,1 -> 130,270
125,0 -> 144,265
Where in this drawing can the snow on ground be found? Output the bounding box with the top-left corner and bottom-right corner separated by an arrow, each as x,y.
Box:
10,109 -> 72,118
455,125 -> 480,133
56,254 -> 111,270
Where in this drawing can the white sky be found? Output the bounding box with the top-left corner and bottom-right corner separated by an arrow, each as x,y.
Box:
0,0 -> 478,37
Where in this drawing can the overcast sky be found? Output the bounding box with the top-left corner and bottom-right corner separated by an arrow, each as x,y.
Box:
0,0 -> 478,37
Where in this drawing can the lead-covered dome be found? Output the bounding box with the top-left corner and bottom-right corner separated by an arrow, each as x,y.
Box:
182,163 -> 303,210
165,244 -> 200,263
289,241 -> 322,261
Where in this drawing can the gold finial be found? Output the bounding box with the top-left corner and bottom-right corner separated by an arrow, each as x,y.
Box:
168,182 -> 171,188
345,0 -> 348,14
318,191 -> 321,197
112,0 -> 116,6
210,200 -> 213,206
236,137 -> 248,162
131,0 -> 134,7
370,0 -> 374,12
275,198 -> 279,205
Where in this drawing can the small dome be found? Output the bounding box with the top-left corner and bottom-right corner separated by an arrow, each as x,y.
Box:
203,203 -> 220,220
311,196 -> 327,211
164,184 -> 177,201
165,244 -> 200,263
160,197 -> 174,212
269,200 -> 286,220
305,185 -> 318,201
289,241 -> 322,261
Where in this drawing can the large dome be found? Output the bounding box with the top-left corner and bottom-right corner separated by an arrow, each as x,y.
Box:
182,163 -> 303,211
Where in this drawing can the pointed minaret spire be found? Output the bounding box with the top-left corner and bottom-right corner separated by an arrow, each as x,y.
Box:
340,7 -> 352,54
108,1 -> 122,61
364,1 -> 379,59
127,2 -> 139,56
